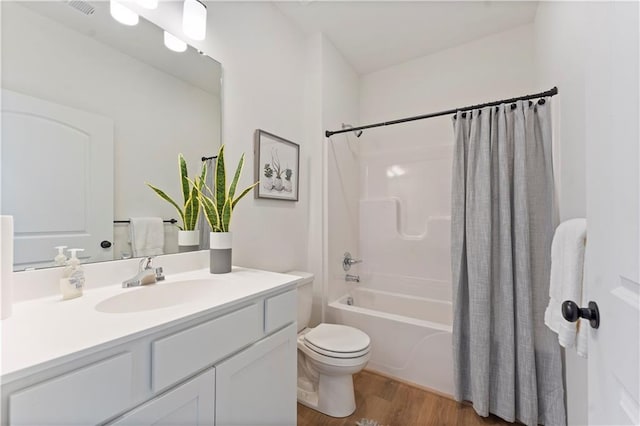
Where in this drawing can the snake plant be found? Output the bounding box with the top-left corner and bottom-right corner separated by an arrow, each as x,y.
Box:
196,145 -> 258,233
146,154 -> 206,231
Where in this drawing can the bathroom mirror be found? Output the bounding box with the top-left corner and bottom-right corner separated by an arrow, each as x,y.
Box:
1,1 -> 222,270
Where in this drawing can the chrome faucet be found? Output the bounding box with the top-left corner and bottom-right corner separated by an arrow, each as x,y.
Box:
345,274 -> 360,283
343,252 -> 363,271
122,257 -> 165,288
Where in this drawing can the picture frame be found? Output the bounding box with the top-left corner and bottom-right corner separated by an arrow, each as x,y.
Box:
254,129 -> 300,201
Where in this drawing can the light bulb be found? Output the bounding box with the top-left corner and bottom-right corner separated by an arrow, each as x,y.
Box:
164,31 -> 187,53
110,0 -> 139,26
137,0 -> 158,9
183,0 -> 207,41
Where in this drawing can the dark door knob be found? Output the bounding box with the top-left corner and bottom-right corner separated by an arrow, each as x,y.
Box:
562,300 -> 600,329
100,240 -> 112,249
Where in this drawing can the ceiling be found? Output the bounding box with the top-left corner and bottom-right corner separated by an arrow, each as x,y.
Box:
274,1 -> 539,75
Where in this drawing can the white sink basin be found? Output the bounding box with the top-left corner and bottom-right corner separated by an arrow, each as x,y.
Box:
95,279 -> 216,313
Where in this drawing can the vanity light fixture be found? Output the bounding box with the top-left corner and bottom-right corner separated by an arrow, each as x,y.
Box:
183,0 -> 207,41
164,31 -> 188,53
137,0 -> 158,9
110,0 -> 139,26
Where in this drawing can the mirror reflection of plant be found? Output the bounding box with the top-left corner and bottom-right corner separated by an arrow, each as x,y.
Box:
193,145 -> 258,233
146,153 -> 206,231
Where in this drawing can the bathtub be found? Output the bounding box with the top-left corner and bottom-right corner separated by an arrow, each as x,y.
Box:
327,287 -> 454,396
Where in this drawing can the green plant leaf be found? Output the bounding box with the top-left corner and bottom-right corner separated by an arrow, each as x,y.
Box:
146,183 -> 186,230
221,198 -> 232,232
184,186 -> 199,231
198,189 -> 220,231
228,153 -> 245,201
179,154 -> 190,206
215,145 -> 226,219
232,181 -> 259,209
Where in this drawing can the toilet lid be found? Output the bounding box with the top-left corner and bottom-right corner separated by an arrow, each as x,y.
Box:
303,324 -> 370,354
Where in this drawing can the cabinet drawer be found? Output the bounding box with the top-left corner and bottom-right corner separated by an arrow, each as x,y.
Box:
264,290 -> 296,334
9,352 -> 133,425
108,368 -> 215,426
152,303 -> 262,391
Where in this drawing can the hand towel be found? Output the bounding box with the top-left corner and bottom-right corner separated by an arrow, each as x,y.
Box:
129,217 -> 164,257
544,218 -> 588,357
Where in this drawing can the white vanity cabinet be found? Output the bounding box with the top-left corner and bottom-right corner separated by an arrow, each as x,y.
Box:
109,368 -> 215,426
216,323 -> 297,426
2,286 -> 297,426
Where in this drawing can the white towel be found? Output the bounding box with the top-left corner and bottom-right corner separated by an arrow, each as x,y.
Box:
129,217 -> 164,257
544,218 -> 588,357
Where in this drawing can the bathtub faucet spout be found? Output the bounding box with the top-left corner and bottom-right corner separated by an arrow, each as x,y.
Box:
345,274 -> 360,283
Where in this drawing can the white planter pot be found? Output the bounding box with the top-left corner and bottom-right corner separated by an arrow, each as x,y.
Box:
262,177 -> 273,190
210,232 -> 232,274
178,230 -> 200,252
273,177 -> 283,191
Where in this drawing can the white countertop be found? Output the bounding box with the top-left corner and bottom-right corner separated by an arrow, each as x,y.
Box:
1,267 -> 301,384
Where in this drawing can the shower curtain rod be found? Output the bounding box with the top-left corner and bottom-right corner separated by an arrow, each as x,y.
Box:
324,86 -> 558,138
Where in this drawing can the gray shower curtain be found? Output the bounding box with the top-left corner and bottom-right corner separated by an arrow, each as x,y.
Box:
451,99 -> 566,426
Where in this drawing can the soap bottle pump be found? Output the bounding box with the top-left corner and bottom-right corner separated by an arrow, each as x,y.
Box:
54,246 -> 67,266
60,248 -> 85,300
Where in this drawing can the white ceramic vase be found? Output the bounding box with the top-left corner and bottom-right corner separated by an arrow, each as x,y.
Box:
273,177 -> 283,191
210,232 -> 232,274
263,177 -> 273,190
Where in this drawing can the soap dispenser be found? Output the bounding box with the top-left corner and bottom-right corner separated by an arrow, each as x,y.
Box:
60,248 -> 85,300
54,246 -> 67,266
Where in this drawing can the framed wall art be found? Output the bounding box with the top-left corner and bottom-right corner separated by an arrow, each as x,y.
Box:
254,129 -> 299,201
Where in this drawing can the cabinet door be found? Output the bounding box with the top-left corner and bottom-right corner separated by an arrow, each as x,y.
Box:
215,323 -> 297,426
109,368 -> 214,426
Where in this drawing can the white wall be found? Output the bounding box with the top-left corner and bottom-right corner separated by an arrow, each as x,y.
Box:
134,2 -> 311,273
1,3 -> 220,259
358,25 -> 536,300
534,4 -> 590,424
320,35 -> 361,308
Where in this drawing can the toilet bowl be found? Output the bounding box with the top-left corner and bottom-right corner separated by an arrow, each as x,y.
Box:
297,323 -> 370,417
286,271 -> 371,418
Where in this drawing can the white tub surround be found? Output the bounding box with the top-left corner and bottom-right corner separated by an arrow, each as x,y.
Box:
1,253 -> 301,425
328,287 -> 453,396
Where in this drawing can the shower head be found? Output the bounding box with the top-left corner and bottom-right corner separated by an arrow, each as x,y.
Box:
342,123 -> 363,138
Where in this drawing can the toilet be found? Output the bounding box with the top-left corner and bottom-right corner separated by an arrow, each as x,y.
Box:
289,271 -> 371,418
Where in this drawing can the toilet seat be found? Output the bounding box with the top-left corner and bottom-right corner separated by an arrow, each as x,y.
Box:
304,340 -> 370,359
301,323 -> 370,360
298,335 -> 370,368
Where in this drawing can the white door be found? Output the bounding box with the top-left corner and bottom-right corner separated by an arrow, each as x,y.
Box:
584,2 -> 640,424
108,368 -> 215,426
1,89 -> 114,269
215,324 -> 297,426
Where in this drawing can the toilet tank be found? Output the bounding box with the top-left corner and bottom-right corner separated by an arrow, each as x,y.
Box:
286,271 -> 314,332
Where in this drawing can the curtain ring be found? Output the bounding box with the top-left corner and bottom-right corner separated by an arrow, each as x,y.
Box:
538,98 -> 546,105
